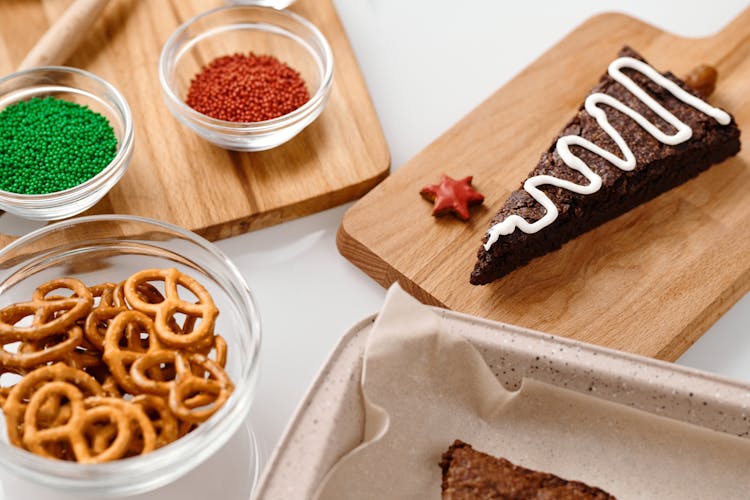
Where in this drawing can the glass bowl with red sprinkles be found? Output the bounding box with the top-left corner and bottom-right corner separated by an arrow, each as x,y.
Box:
0,66 -> 134,220
158,5 -> 333,152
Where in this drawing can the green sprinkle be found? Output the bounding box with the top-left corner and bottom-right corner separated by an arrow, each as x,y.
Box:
0,96 -> 118,194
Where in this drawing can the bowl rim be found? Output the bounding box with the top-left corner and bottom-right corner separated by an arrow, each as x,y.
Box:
0,214 -> 262,494
158,4 -> 334,132
0,66 -> 134,201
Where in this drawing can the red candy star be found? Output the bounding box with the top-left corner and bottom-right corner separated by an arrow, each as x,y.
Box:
420,175 -> 484,221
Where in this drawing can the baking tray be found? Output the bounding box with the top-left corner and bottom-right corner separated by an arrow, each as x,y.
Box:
252,308 -> 750,498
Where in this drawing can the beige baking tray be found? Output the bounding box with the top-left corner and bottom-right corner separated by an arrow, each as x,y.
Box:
252,309 -> 750,499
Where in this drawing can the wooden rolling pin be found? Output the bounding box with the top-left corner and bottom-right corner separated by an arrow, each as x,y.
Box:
18,0 -> 110,71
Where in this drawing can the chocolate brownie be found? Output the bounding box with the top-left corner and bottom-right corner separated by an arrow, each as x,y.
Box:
471,46 -> 741,285
440,440 -> 615,499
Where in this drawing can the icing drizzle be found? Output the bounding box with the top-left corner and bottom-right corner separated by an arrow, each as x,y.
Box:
484,56 -> 731,251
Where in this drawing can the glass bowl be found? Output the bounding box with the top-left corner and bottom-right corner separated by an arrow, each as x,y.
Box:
0,215 -> 261,497
158,5 -> 334,151
0,67 -> 134,221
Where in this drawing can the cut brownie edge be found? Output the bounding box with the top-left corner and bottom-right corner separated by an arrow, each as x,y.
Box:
470,132 -> 740,285
440,440 -> 616,499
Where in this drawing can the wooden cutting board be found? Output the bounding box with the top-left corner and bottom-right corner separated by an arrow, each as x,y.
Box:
338,8 -> 750,361
0,0 -> 388,244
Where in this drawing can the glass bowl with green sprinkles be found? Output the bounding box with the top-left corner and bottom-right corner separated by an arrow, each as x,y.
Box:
0,66 -> 133,220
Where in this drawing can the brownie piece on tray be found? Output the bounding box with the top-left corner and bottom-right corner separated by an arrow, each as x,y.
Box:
440,440 -> 615,499
471,46 -> 741,285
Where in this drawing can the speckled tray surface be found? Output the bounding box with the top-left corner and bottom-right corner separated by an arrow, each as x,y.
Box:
253,308 -> 750,499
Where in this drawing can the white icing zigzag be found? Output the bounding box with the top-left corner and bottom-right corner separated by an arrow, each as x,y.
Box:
483,56 -> 731,251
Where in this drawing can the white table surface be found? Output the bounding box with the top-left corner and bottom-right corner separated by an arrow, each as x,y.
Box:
3,1 -> 749,498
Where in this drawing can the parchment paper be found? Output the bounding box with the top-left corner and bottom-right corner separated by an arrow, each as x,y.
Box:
315,284 -> 750,499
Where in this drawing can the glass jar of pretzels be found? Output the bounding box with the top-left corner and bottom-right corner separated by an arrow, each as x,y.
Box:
0,216 -> 261,497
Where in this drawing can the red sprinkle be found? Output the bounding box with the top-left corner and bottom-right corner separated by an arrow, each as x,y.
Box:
185,52 -> 311,122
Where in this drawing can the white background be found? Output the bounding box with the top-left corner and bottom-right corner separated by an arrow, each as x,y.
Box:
3,1 -> 749,498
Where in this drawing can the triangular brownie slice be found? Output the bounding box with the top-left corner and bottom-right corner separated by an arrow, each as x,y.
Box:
471,47 -> 741,285
440,440 -> 615,499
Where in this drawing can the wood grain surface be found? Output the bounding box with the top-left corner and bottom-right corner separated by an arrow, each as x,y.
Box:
338,8 -> 750,361
0,0 -> 389,244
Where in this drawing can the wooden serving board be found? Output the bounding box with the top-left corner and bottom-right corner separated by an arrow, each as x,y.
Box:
338,9 -> 750,361
0,0 -> 388,243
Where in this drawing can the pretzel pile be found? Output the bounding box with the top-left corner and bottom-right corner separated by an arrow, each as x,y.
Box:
0,268 -> 233,463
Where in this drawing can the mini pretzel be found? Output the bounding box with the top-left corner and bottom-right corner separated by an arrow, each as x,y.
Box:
128,336 -> 222,387
130,355 -> 206,409
84,397 -> 156,458
169,353 -> 233,424
130,350 -> 176,396
3,363 -> 103,446
16,330 -> 102,372
115,280 -> 189,336
114,281 -> 167,309
85,396 -> 164,457
22,384 -> 155,463
0,278 -> 93,340
84,306 -> 128,351
32,278 -> 93,304
132,394 -> 178,449
80,282 -> 125,350
131,350 -> 232,423
22,382 -> 131,463
124,269 -> 217,348
88,283 -> 117,309
184,334 -> 227,379
1,326 -> 83,371
22,381 -> 99,460
9,378 -> 74,432
102,310 -> 163,395
212,335 -> 227,368
6,367 -> 96,434
101,310 -> 180,389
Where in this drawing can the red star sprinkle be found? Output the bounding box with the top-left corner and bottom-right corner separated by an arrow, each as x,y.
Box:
420,175 -> 484,221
